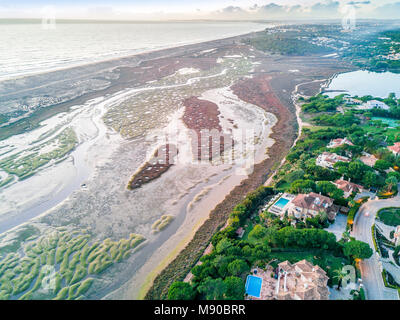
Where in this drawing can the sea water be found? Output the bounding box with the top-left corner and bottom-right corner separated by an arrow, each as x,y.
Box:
0,21 -> 267,81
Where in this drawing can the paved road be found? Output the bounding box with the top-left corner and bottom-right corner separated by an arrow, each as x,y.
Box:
352,196 -> 400,300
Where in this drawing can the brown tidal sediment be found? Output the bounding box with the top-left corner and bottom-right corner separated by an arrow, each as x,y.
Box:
145,75 -> 297,299
182,96 -> 233,161
127,144 -> 178,190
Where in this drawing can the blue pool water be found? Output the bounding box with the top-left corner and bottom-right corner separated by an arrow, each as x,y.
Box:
274,197 -> 290,209
245,275 -> 262,298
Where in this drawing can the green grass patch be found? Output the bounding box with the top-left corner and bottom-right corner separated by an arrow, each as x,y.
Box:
377,208 -> 400,226
269,249 -> 348,286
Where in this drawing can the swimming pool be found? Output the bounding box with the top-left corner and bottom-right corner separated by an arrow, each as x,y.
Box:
245,275 -> 262,298
274,197 -> 290,209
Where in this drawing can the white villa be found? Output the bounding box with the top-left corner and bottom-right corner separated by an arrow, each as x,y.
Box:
358,100 -> 390,111
316,152 -> 350,170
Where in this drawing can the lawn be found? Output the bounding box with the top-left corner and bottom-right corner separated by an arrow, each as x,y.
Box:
360,123 -> 400,144
377,208 -> 400,227
268,249 -> 348,286
241,220 -> 254,242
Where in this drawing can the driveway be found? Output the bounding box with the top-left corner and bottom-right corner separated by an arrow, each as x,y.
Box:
352,195 -> 400,300
325,213 -> 347,241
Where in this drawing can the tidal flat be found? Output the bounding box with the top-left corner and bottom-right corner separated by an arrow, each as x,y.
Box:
0,30 -> 352,300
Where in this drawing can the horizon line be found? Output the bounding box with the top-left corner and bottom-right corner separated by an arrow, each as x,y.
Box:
1,18 -> 399,23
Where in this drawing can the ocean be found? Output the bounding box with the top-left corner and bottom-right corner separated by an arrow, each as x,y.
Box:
0,21 -> 267,81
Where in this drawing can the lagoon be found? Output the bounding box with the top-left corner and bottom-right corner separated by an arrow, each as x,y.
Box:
325,70 -> 400,99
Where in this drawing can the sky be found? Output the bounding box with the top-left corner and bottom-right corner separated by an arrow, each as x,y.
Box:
1,0 -> 400,20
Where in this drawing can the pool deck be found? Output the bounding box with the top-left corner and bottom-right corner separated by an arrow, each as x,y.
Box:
245,267 -> 277,300
269,193 -> 295,216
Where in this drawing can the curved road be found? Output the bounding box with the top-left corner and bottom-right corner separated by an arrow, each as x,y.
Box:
352,195 -> 400,300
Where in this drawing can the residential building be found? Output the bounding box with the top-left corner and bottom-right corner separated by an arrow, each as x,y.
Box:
316,152 -> 350,170
236,227 -> 245,238
333,179 -> 365,198
359,152 -> 378,167
247,260 -> 330,301
344,97 -> 362,105
286,192 -> 339,221
276,260 -> 330,300
388,142 -> 400,156
365,100 -> 390,110
327,138 -> 354,149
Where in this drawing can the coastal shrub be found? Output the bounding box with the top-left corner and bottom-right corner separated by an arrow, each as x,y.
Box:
301,94 -> 342,113
223,276 -> 245,300
227,259 -> 249,277
167,282 -> 196,300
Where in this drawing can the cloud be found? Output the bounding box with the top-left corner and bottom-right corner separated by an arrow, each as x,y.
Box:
373,2 -> 400,19
0,0 -> 399,20
212,1 -> 346,20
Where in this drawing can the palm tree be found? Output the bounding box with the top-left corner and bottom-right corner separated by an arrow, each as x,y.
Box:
333,269 -> 347,291
385,177 -> 398,193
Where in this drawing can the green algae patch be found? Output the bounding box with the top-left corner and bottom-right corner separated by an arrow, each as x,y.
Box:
0,229 -> 145,300
152,215 -> 174,233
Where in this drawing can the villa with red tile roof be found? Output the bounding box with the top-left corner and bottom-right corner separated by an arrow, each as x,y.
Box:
327,138 -> 354,149
332,179 -> 365,199
359,153 -> 378,167
247,260 -> 330,301
286,192 -> 339,221
316,152 -> 350,170
388,142 -> 400,156
275,260 -> 330,300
